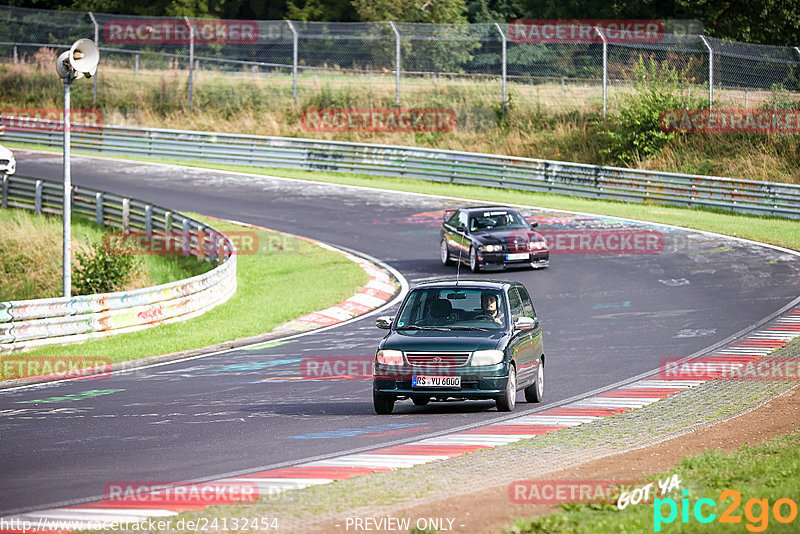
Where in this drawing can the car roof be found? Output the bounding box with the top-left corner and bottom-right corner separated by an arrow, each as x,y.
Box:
411,279 -> 516,290
455,206 -> 521,215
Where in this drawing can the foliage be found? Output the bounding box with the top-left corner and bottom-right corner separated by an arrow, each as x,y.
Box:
73,241 -> 139,295
762,84 -> 800,110
601,58 -> 694,165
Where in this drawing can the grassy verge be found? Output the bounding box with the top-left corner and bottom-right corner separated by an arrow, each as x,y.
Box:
9,215 -> 369,366
506,429 -> 800,533
3,59 -> 800,183
0,208 -> 208,301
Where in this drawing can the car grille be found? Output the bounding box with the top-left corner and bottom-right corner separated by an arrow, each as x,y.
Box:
0,159 -> 9,166
405,352 -> 471,367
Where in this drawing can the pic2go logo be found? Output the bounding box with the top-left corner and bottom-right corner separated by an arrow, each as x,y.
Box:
654,489 -> 798,532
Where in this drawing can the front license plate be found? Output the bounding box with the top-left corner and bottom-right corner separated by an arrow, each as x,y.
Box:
412,375 -> 461,388
506,253 -> 530,261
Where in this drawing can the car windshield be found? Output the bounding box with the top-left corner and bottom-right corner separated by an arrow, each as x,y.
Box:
469,210 -> 528,231
396,288 -> 507,330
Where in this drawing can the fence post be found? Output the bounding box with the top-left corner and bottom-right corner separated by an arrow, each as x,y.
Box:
594,26 -> 607,119
88,12 -> 99,104
286,20 -> 298,105
95,192 -> 104,225
185,16 -> 194,109
389,21 -> 401,104
35,180 -> 42,214
494,23 -> 507,114
134,53 -> 139,77
13,45 -> 18,64
700,36 -> 713,110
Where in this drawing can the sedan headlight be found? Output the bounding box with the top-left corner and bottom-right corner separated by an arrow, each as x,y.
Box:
480,244 -> 502,252
528,240 -> 546,250
471,350 -> 504,366
376,349 -> 404,366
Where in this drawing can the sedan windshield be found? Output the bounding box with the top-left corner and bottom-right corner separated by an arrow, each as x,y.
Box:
396,288 -> 507,330
469,210 -> 529,231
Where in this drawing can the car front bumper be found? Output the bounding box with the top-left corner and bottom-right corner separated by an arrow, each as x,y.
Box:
373,362 -> 510,399
477,250 -> 549,268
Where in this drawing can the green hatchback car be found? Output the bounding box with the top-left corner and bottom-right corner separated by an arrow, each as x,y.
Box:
373,279 -> 545,414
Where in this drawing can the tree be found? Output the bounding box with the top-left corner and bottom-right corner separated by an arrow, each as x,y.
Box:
353,0 -> 468,23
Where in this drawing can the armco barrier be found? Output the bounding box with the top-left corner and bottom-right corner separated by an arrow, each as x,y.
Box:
3,116 -> 800,218
0,173 -> 237,352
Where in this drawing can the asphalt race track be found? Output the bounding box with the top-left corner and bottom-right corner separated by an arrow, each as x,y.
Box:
2,150 -> 799,515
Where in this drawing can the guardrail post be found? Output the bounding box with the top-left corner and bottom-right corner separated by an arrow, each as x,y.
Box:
95,192 -> 104,225
494,23 -> 507,114
185,16 -> 194,109
34,180 -> 42,214
700,36 -> 714,110
389,21 -> 401,104
88,12 -> 99,104
595,26 -> 608,119
122,198 -> 130,232
1,174 -> 8,208
286,20 -> 298,105
144,205 -> 152,233
182,218 -> 192,256
165,211 -> 173,232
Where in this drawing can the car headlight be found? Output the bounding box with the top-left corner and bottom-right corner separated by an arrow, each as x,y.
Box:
471,350 -> 504,366
480,244 -> 501,252
376,349 -> 404,366
528,240 -> 546,250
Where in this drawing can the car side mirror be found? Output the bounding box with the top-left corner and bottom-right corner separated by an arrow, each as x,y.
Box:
530,221 -> 539,228
514,316 -> 536,331
456,226 -> 466,233
376,316 -> 393,329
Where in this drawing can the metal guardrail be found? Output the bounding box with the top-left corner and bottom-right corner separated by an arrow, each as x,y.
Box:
3,117 -> 800,219
0,172 -> 237,352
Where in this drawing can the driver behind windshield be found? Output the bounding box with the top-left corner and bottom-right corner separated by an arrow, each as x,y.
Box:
479,292 -> 503,325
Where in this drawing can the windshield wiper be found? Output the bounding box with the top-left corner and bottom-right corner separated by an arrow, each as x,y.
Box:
448,326 -> 493,331
398,325 -> 449,331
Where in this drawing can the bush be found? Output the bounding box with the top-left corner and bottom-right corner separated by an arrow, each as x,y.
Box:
602,58 -> 698,165
73,242 -> 139,295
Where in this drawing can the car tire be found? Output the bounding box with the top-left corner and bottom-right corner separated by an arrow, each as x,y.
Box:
469,246 -> 481,273
412,397 -> 430,406
524,361 -> 544,403
440,239 -> 454,266
496,365 -> 517,412
373,392 -> 395,414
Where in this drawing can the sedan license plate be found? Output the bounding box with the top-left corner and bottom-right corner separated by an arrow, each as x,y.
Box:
506,252 -> 530,261
412,375 -> 461,388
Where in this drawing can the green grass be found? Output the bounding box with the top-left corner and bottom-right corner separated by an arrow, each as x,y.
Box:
0,208 -> 209,301
506,430 -> 800,533
12,215 -> 369,365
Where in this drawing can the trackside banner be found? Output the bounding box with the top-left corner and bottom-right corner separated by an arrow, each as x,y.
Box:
103,19 -> 259,44
508,19 -> 664,43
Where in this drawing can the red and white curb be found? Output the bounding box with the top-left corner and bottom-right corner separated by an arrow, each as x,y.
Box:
5,307 -> 799,530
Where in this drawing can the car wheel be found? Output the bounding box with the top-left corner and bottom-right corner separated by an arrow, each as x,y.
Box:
524,361 -> 544,403
440,239 -> 454,266
496,365 -> 517,412
373,391 -> 395,414
469,246 -> 480,273
412,397 -> 430,406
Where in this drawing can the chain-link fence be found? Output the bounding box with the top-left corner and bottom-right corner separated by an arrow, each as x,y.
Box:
1,5 -> 800,115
